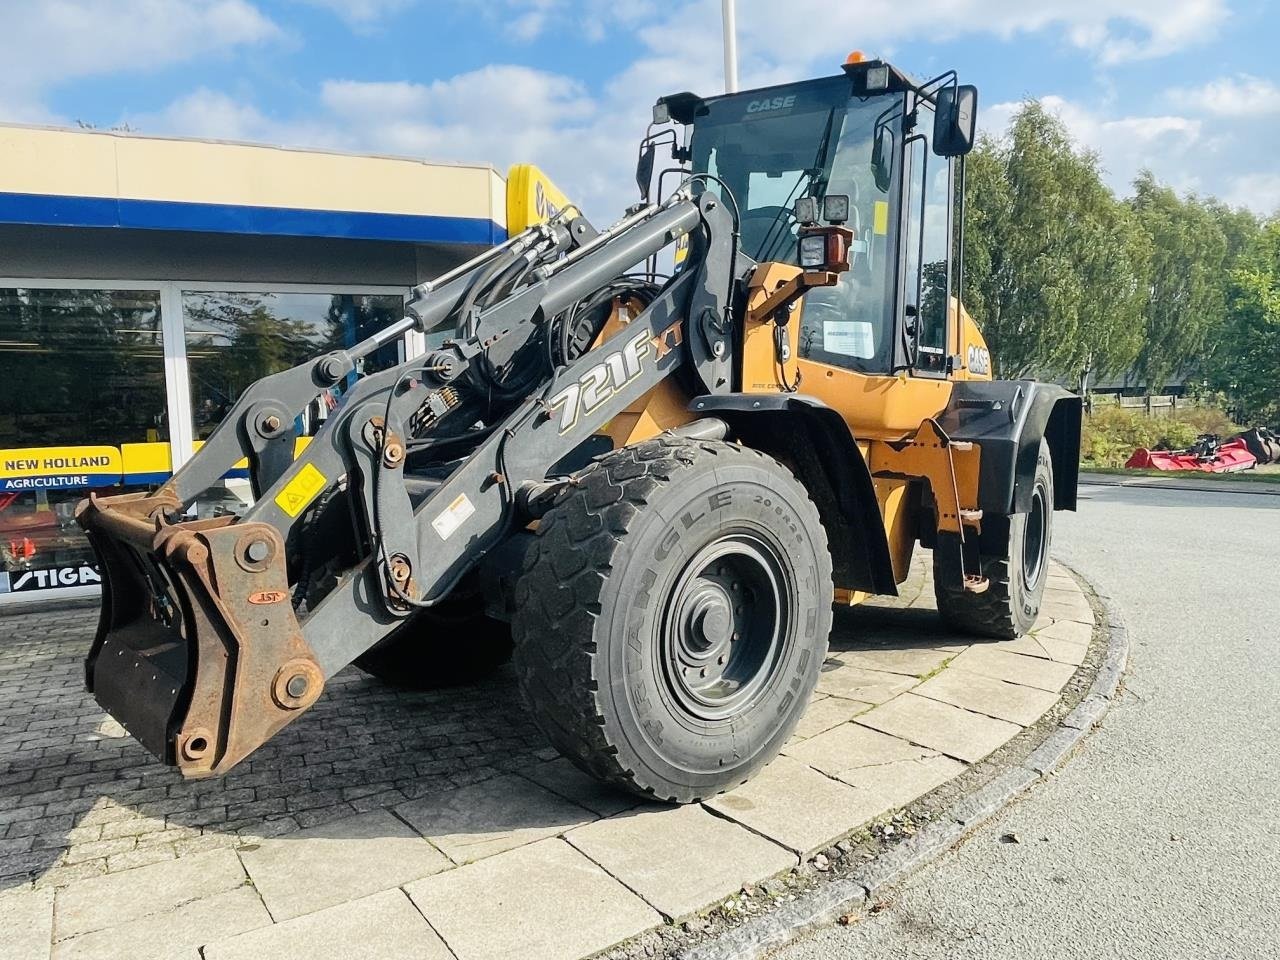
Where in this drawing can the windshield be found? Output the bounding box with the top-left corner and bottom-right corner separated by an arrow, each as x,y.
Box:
690,76 -> 904,373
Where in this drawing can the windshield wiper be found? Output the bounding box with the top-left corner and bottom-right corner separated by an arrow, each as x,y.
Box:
755,106 -> 840,262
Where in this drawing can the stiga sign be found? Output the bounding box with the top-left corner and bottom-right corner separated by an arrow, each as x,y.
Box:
2,564 -> 101,593
1,446 -> 123,492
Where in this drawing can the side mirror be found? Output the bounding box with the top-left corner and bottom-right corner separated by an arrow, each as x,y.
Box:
636,142 -> 656,200
933,84 -> 978,157
871,126 -> 894,192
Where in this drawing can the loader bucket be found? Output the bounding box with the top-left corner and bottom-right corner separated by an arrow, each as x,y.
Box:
76,490 -> 325,778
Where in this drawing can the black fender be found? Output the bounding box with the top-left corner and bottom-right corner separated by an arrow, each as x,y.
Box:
688,394 -> 898,596
936,381 -> 1082,515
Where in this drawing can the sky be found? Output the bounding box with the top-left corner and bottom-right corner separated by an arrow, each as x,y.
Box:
3,0 -> 1279,222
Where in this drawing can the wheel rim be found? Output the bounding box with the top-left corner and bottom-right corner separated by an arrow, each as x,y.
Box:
1022,482 -> 1049,591
660,533 -> 791,722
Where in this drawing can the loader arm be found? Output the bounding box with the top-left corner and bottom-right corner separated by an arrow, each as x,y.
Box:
77,190 -> 736,777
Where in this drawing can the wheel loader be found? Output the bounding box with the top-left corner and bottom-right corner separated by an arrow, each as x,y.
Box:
77,55 -> 1081,803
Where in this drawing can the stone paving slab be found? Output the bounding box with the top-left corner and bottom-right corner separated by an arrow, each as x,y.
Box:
0,555 -> 1099,960
238,808 -> 452,921
947,645 -> 1078,692
705,755 -> 873,856
834,754 -> 968,811
52,886 -> 269,960
565,803 -> 796,919
784,720 -> 938,775
1037,592 -> 1093,624
0,886 -> 53,960
855,693 -> 1022,763
53,847 -> 246,940
520,758 -> 639,818
913,668 -> 1061,726
789,695 -> 873,740
1035,616 -> 1094,648
827,645 -> 954,678
395,773 -> 596,865
405,838 -> 660,960
203,889 -> 452,960
1035,635 -> 1089,666
814,664 -> 916,703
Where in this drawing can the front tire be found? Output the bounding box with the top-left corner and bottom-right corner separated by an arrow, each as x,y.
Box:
934,438 -> 1054,638
512,437 -> 833,803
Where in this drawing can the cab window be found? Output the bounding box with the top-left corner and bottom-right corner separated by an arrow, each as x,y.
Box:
903,102 -> 952,375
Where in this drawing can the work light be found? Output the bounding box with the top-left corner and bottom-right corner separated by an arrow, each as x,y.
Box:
797,225 -> 855,273
822,194 -> 850,224
793,196 -> 818,225
798,234 -> 828,268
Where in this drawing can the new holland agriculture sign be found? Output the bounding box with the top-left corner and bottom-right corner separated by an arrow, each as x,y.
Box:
1,446 -> 123,492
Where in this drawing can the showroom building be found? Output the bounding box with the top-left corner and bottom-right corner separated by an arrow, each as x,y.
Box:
0,122 -> 566,605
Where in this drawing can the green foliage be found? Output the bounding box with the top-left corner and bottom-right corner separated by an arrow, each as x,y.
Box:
1128,173 -> 1230,393
964,103 -> 1148,381
1207,220 -> 1280,424
963,101 -> 1274,413
1081,405 -> 1244,467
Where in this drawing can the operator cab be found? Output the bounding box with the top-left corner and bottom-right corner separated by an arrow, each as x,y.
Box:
649,57 -> 977,379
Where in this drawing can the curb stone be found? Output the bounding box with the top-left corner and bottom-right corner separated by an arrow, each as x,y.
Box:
678,563 -> 1127,960
1080,472 -> 1280,497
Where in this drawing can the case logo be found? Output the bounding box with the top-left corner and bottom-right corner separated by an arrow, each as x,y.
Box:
966,344 -> 991,376
746,95 -> 796,115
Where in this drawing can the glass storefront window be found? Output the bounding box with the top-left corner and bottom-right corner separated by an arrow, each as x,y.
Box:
182,291 -> 405,517
0,287 -> 167,597
184,291 -> 404,440
0,284 -> 409,597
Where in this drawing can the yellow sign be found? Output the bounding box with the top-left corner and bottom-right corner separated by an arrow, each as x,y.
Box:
274,462 -> 328,517
506,164 -> 575,234
873,200 -> 889,236
0,445 -> 122,492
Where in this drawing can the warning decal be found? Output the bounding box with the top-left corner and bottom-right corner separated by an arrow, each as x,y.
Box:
274,463 -> 328,518
431,493 -> 476,541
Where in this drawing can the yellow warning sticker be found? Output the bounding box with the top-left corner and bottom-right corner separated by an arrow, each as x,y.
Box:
873,200 -> 889,236
274,463 -> 328,518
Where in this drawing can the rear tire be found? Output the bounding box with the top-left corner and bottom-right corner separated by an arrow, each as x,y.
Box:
512,437 -> 833,803
933,438 -> 1054,639
355,585 -> 513,690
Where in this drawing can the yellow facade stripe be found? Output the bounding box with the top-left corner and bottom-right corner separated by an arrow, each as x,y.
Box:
0,124 -> 503,223
120,442 -> 171,478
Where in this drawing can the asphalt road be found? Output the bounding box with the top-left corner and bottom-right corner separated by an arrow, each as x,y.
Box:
771,483 -> 1280,960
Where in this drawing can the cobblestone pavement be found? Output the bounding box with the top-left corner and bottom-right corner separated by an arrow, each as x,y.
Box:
0,607 -> 550,890
0,556 -> 1097,960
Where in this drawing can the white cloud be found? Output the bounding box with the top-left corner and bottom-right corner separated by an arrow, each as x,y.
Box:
986,94 -> 1204,189
0,1 -> 279,121
680,0 -> 1231,77
452,1 -> 658,44
1222,173 -> 1280,217
1171,74 -> 1280,117
56,0 -> 1253,223
981,93 -> 1280,216
316,66 -> 596,166
125,88 -> 336,146
296,0 -> 415,28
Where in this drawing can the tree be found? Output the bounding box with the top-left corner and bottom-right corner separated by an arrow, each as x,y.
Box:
1128,173 -> 1229,392
962,102 -> 1147,382
1209,220 -> 1280,423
